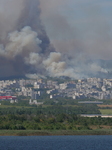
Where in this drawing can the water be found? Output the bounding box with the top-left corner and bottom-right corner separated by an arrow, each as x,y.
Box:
0,135 -> 112,150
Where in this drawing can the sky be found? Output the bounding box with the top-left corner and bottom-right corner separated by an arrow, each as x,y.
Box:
40,0 -> 112,60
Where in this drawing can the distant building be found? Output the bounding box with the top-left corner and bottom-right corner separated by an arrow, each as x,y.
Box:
31,91 -> 39,100
29,99 -> 43,105
78,101 -> 103,104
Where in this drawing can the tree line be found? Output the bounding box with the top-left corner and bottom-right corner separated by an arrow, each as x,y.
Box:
0,113 -> 112,130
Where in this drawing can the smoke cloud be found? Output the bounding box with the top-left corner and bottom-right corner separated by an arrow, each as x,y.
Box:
0,0 -> 111,79
0,0 -> 55,78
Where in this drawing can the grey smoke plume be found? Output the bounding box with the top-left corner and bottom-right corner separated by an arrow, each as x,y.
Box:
0,0 -> 55,78
0,0 -> 80,79
39,0 -> 112,78
0,0 -> 111,79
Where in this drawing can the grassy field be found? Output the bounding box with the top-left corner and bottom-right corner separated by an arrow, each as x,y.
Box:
100,109 -> 112,115
1,129 -> 112,136
98,105 -> 112,108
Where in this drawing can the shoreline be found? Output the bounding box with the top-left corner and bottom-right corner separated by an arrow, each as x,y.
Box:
1,129 -> 112,136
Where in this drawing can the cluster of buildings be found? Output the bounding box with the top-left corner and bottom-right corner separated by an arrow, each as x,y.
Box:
60,78 -> 112,100
0,78 -> 112,104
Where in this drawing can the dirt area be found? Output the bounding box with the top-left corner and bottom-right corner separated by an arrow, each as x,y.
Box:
90,125 -> 111,130
98,105 -> 112,108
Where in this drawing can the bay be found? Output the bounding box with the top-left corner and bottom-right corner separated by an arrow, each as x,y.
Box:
0,135 -> 112,150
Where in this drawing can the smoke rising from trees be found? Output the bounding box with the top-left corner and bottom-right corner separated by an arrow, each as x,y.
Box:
0,0 -> 111,79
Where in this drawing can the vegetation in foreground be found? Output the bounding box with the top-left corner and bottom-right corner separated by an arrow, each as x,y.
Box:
1,98 -> 112,135
0,110 -> 112,131
1,129 -> 112,136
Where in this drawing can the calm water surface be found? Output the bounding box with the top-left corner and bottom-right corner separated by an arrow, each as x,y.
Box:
0,135 -> 112,150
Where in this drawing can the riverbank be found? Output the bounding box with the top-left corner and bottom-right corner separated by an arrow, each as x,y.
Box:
1,129 -> 112,136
